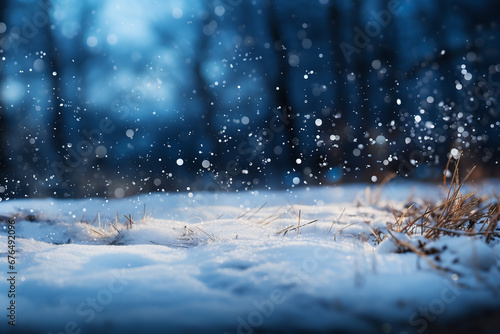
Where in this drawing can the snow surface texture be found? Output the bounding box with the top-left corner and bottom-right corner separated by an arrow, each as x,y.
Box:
1,183 -> 500,334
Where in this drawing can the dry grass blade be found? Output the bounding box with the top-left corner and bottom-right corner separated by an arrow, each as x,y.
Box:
142,204 -> 152,222
124,214 -> 134,229
109,223 -> 125,245
328,207 -> 346,234
363,221 -> 382,244
195,226 -> 217,243
276,225 -> 295,235
260,211 -> 288,226
89,226 -> 109,238
395,203 -> 414,233
246,202 -> 268,221
485,212 -> 499,243
283,219 -> 319,236
425,226 -> 499,237
237,203 -> 267,220
337,221 -> 361,233
255,206 -> 282,225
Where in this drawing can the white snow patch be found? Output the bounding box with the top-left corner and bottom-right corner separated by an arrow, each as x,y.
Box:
1,183 -> 499,333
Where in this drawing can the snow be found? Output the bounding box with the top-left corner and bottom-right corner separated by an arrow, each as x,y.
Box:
1,183 -> 500,334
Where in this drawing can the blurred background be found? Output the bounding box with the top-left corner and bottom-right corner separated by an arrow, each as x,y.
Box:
1,0 -> 499,199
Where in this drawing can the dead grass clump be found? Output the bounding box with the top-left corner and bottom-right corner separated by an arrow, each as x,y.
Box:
389,154 -> 500,243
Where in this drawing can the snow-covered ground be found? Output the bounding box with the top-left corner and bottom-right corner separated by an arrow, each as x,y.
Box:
1,182 -> 500,334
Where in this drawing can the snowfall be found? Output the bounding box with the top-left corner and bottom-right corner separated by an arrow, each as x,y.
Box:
1,182 -> 500,334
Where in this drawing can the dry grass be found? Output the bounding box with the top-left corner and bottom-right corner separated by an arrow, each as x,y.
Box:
387,154 -> 500,243
82,204 -> 153,245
